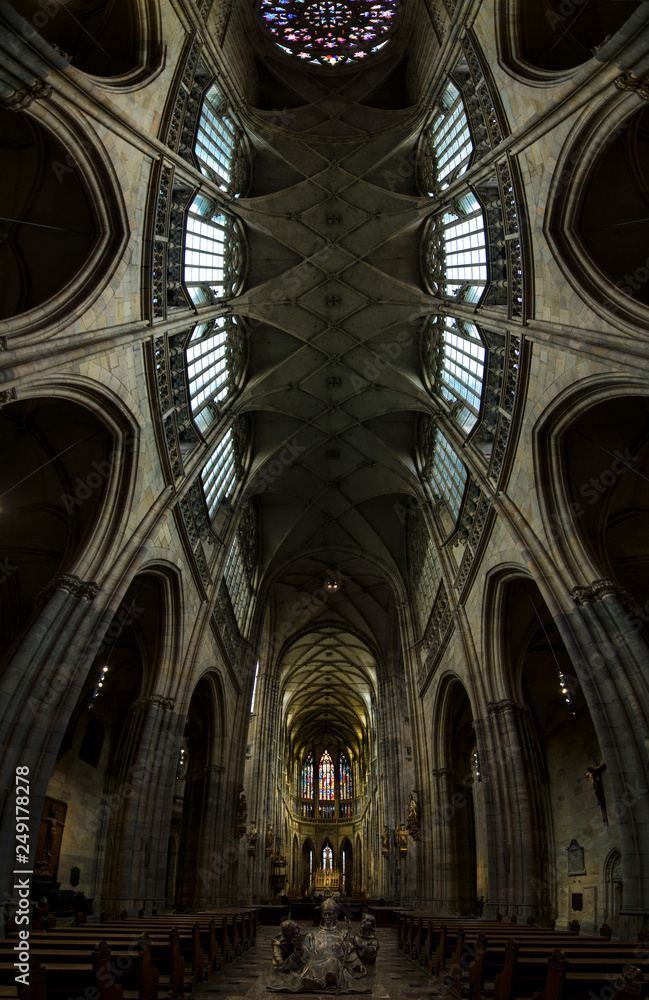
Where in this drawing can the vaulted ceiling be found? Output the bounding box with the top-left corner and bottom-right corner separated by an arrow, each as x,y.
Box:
229,18 -> 437,683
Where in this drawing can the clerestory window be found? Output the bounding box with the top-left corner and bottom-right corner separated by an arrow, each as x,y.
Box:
202,428 -> 236,517
430,430 -> 467,521
186,316 -> 244,432
425,81 -> 488,305
224,533 -> 253,632
428,316 -> 486,433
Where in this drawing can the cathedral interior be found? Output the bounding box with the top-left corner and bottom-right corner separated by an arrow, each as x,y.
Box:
2,0 -> 649,958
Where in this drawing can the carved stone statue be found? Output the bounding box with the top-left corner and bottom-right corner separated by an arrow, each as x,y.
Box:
407,793 -> 421,840
397,823 -> 408,852
352,915 -> 380,965
268,898 -> 370,993
247,821 -> 257,855
266,823 -> 274,856
381,826 -> 389,857
234,791 -> 247,838
271,920 -> 304,970
585,761 -> 607,823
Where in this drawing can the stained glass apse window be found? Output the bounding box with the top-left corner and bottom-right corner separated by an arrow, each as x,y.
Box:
259,1 -> 399,67
339,752 -> 352,799
319,750 -> 334,799
301,753 -> 314,799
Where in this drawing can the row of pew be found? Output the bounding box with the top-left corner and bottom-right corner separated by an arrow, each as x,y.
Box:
0,907 -> 258,1000
396,914 -> 649,1000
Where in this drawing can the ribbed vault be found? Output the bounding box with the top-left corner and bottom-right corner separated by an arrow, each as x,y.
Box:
232,48 -> 434,656
280,625 -> 376,757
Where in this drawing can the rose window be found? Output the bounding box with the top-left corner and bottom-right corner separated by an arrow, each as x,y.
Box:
259,0 -> 399,67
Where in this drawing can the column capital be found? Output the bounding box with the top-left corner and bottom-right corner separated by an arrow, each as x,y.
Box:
35,574 -> 100,608
133,694 -> 175,713
487,699 -> 528,717
571,578 -> 638,612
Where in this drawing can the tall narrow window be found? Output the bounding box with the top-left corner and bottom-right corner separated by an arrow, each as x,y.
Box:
319,749 -> 335,819
439,195 -> 487,303
309,849 -> 313,883
195,85 -> 238,192
184,199 -> 229,305
339,752 -> 352,817
301,752 -> 314,799
186,316 -> 243,431
425,80 -> 488,306
323,845 -> 333,871
429,317 -> 486,432
429,430 -> 467,521
202,428 -> 236,517
224,534 -> 252,633
319,750 -> 334,799
427,81 -> 473,189
250,660 -> 260,713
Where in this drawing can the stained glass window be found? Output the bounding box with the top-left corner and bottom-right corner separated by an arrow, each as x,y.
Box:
319,750 -> 334,800
301,752 -> 314,799
259,1 -> 399,67
323,845 -> 333,870
339,752 -> 352,799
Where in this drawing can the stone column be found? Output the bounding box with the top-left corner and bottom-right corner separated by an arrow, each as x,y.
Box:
101,695 -> 184,913
196,764 -> 229,907
560,581 -> 649,934
431,767 -> 454,909
479,701 -> 550,919
0,576 -> 103,924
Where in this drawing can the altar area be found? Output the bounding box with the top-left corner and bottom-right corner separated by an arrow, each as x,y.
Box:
311,865 -> 342,893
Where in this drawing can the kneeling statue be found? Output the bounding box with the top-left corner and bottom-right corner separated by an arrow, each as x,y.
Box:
352,915 -> 379,965
268,898 -> 370,993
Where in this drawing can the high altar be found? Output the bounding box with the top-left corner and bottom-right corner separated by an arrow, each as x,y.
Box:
312,865 -> 341,892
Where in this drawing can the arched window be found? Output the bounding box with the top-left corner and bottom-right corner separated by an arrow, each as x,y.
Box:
339,751 -> 352,799
186,316 -> 245,432
78,718 -> 104,768
319,750 -> 334,799
224,533 -> 253,633
195,85 -> 239,192
420,418 -> 468,524
323,844 -> 333,870
427,317 -> 486,433
202,428 -> 237,517
259,0 -> 400,67
319,749 -> 335,818
431,430 -> 467,520
301,752 -> 314,799
184,199 -> 236,306
424,81 -> 488,306
427,81 -> 473,189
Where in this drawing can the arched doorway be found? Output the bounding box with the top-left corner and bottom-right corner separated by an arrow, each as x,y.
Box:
604,849 -> 623,928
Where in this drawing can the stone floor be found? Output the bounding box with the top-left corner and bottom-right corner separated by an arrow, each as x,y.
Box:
190,923 -> 448,1000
